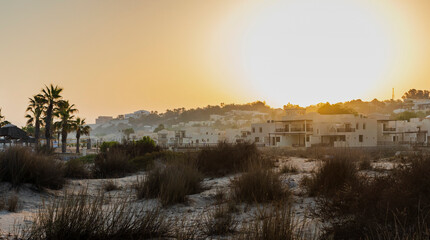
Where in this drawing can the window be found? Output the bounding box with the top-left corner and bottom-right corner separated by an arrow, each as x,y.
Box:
252,128 -> 255,133
359,135 -> 363,142
317,129 -> 319,134
356,123 -> 359,129
306,136 -> 310,142
206,132 -> 208,135
255,137 -> 259,142
363,123 -> 366,130
276,137 -> 280,142
259,127 -> 262,133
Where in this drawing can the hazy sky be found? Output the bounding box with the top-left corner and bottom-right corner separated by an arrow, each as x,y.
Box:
1,0 -> 429,126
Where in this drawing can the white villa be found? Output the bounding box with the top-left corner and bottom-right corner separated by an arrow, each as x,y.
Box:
250,112 -> 378,147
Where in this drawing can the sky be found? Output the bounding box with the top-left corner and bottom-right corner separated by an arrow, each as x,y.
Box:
0,0 -> 429,126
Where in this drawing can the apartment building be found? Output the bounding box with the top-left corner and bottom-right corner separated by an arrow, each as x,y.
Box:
251,112 -> 378,147
377,118 -> 430,145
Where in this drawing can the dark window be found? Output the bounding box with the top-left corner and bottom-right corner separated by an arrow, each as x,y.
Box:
363,123 -> 366,130
255,137 -> 259,142
276,137 -> 280,142
306,136 -> 310,142
252,128 -> 255,133
259,127 -> 262,133
359,135 -> 363,142
356,123 -> 359,129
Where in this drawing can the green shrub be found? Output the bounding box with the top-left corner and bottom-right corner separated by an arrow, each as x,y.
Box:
75,154 -> 97,164
100,141 -> 119,153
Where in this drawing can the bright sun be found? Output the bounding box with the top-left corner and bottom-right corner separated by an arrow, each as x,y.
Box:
238,0 -> 393,107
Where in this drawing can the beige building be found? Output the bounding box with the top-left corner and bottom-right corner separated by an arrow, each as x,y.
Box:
377,118 -> 429,145
251,112 -> 378,147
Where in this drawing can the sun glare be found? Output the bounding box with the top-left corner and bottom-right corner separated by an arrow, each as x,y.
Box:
238,0 -> 393,107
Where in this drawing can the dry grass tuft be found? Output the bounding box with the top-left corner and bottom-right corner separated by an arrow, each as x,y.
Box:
103,180 -> 120,192
65,158 -> 91,179
0,146 -> 65,189
20,190 -> 168,240
203,204 -> 237,237
196,142 -> 260,176
231,162 -> 289,204
237,203 -> 314,240
136,161 -> 203,206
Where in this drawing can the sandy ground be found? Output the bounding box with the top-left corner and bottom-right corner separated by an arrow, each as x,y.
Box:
0,156 -> 397,239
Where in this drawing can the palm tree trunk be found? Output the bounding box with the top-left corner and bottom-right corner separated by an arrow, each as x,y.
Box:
76,131 -> 80,154
61,128 -> 67,153
45,104 -> 53,148
35,119 -> 40,148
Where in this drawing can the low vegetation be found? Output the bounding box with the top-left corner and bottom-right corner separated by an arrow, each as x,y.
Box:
237,204 -> 313,240
203,205 -> 237,236
301,152 -> 359,197
20,190 -> 169,240
64,158 -> 91,179
103,180 -> 120,192
136,161 -> 203,206
231,162 -> 288,203
0,146 -> 65,189
313,155 -> 430,239
196,142 -> 260,176
93,137 -> 160,178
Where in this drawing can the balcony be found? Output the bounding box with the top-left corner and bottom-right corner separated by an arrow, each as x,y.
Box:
383,127 -> 396,132
275,127 -> 313,133
336,128 -> 355,133
275,128 -> 289,132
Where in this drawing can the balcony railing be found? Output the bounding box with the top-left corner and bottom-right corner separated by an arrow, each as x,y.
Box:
275,127 -> 313,133
383,127 -> 396,132
336,128 -> 355,133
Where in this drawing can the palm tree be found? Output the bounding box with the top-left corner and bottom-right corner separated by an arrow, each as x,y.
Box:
57,100 -> 77,153
25,94 -> 45,147
0,108 -> 9,127
42,84 -> 63,148
73,117 -> 91,153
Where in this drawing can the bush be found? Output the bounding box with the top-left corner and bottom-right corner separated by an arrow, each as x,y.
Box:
302,154 -> 358,197
136,162 -> 203,206
358,159 -> 372,170
197,142 -> 260,176
103,180 -> 120,192
237,204 -> 312,240
231,163 -> 288,203
203,205 -> 237,236
93,149 -> 134,178
65,158 -> 91,179
75,154 -> 97,164
314,155 -> 430,239
99,141 -> 119,153
7,194 -> 19,212
20,190 -> 169,240
280,164 -> 298,174
105,138 -> 160,159
0,147 -> 65,189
